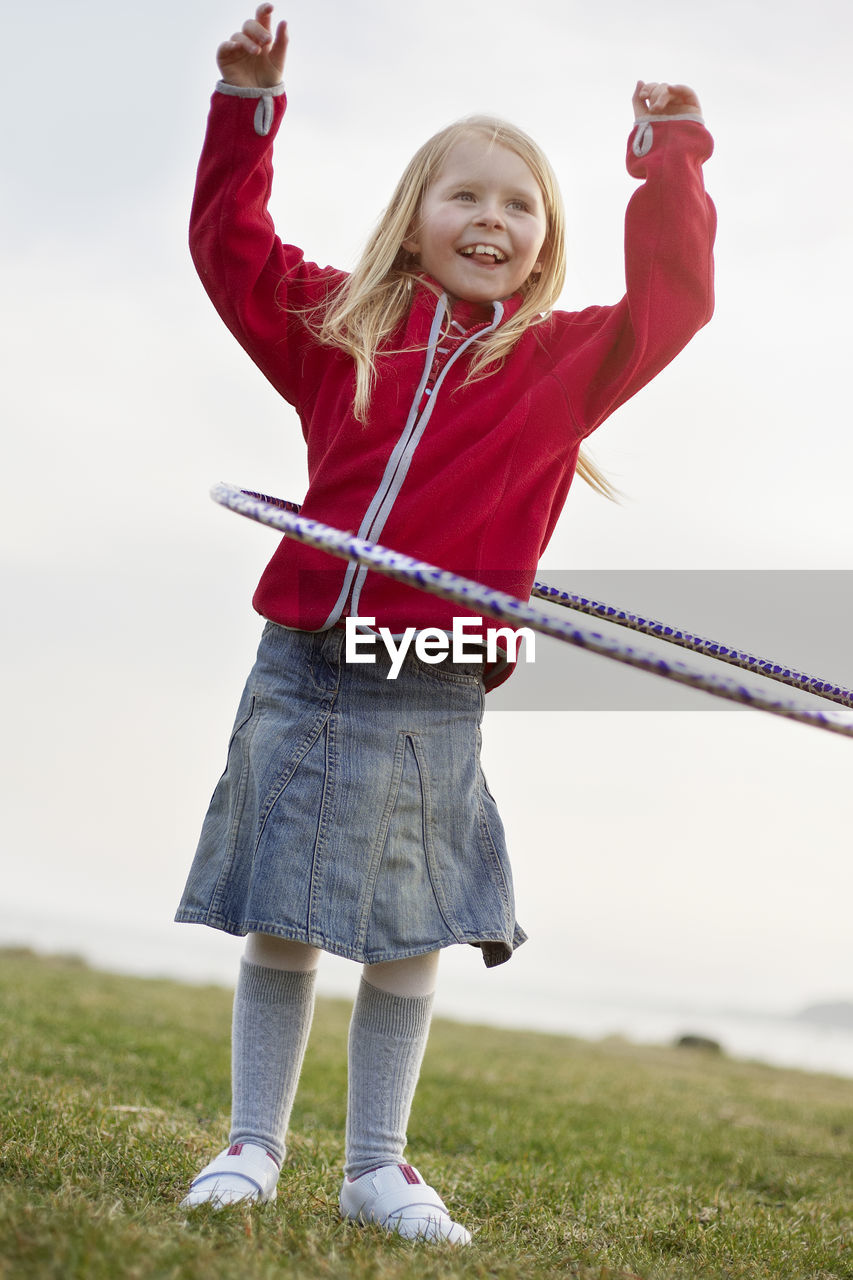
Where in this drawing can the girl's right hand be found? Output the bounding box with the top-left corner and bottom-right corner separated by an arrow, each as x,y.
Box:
217,3 -> 288,88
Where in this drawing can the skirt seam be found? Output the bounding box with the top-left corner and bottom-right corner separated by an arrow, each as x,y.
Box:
210,695 -> 259,918
355,729 -> 409,951
411,732 -> 465,941
307,714 -> 337,937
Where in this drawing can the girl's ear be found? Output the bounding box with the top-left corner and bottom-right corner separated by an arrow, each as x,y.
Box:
402,234 -> 420,254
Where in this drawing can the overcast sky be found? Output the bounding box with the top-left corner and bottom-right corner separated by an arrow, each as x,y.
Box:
2,0 -> 851,1021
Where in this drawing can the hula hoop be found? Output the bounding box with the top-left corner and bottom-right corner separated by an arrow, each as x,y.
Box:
210,483 -> 853,741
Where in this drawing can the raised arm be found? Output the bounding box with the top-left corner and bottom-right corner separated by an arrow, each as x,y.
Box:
189,6 -> 344,411
552,82 -> 716,438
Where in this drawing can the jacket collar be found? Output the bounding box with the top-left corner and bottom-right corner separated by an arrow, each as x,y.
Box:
410,273 -> 524,331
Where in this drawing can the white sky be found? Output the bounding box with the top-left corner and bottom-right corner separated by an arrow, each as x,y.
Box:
2,0 -> 852,1020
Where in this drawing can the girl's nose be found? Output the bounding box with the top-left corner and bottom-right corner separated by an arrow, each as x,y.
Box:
474,201 -> 505,228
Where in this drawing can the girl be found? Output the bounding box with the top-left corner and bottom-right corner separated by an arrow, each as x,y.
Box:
176,3 -> 715,1243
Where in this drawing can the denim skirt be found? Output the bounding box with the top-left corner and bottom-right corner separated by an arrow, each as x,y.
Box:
175,623 -> 526,967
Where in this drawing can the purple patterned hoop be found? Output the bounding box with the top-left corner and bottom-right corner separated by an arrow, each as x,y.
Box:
211,483 -> 853,741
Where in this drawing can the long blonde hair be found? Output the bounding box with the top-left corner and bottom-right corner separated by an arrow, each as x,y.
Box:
311,115 -> 615,499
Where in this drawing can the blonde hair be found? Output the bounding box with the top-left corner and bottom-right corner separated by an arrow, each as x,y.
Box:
311,114 -> 615,499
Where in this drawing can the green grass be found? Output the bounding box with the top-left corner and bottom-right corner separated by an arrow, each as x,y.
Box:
0,949 -> 850,1280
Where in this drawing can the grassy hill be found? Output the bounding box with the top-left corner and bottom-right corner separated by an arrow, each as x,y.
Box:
0,948 -> 850,1279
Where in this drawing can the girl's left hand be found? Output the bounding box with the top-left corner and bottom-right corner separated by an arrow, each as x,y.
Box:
633,81 -> 702,119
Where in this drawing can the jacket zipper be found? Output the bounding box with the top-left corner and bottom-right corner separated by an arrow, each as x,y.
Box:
321,294 -> 503,628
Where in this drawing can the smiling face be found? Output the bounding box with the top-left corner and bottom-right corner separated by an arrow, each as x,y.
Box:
402,133 -> 549,305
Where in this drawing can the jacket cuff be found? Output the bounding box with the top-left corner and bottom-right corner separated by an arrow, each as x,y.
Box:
633,112 -> 705,125
214,79 -> 286,136
631,114 -> 706,158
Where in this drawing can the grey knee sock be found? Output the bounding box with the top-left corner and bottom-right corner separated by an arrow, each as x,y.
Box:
229,959 -> 316,1166
344,977 -> 434,1179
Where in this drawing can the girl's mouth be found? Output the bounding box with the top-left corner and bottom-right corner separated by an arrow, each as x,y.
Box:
458,243 -> 507,264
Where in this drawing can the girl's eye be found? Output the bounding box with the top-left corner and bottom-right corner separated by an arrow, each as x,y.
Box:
453,191 -> 476,201
508,199 -> 529,212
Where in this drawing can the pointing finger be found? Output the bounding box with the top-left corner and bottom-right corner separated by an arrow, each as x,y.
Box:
256,3 -> 275,30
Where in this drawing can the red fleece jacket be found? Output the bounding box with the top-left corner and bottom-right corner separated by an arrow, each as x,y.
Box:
190,89 -> 715,687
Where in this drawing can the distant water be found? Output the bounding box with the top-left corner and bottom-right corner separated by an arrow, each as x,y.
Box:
438,984 -> 853,1079
3,909 -> 853,1081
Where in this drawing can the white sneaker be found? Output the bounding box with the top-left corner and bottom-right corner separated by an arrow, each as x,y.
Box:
339,1163 -> 472,1244
180,1142 -> 280,1209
